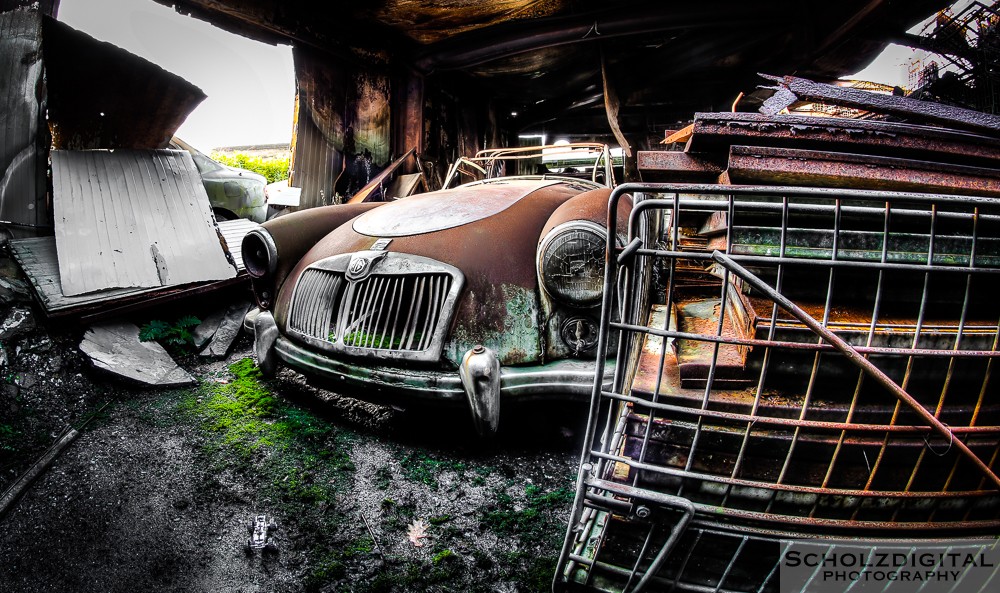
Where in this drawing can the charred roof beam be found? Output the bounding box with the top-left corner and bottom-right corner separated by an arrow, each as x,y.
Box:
413,3 -> 782,72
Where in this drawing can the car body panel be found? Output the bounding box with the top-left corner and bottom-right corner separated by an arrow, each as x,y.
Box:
274,179 -> 587,366
169,137 -> 268,222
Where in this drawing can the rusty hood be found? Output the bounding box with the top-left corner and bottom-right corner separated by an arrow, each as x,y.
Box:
275,178 -> 591,366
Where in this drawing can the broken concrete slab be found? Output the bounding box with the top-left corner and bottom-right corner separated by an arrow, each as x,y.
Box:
200,299 -> 252,359
79,321 -> 194,387
192,307 -> 229,349
0,307 -> 36,341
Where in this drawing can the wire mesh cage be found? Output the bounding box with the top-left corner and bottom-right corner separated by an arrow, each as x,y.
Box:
556,184 -> 1000,593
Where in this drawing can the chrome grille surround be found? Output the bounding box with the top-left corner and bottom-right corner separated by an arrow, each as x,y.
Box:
287,252 -> 464,363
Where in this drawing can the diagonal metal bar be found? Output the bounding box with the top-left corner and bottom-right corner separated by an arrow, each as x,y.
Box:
711,250 -> 1000,490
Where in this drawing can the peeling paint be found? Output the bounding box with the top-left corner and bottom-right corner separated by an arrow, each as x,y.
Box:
444,283 -> 541,366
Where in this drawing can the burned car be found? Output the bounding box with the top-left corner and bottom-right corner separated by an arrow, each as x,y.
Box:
243,144 -> 630,436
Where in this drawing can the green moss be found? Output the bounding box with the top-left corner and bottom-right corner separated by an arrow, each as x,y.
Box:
428,514 -> 452,526
480,484 -> 574,540
399,451 -> 468,489
0,423 -> 17,453
432,548 -> 454,565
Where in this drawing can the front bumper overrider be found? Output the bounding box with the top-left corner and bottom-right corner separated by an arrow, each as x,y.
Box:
252,310 -> 613,436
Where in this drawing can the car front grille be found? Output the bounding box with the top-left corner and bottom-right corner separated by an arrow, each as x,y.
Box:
287,253 -> 463,362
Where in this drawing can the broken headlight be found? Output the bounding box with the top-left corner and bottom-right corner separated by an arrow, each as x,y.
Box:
537,221 -> 606,308
242,228 -> 278,278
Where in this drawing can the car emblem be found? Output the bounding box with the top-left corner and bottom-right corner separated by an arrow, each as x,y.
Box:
345,250 -> 387,281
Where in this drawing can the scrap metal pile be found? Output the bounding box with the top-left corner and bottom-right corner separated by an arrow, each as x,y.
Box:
556,77 -> 1000,592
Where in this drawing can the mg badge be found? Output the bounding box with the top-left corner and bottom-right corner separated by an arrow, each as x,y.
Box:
345,250 -> 387,281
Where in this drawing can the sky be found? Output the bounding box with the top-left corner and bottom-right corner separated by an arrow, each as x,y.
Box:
58,0 -> 296,151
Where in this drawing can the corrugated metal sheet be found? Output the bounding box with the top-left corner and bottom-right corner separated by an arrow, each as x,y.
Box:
42,16 -> 206,150
51,149 -> 237,296
8,219 -> 258,315
0,8 -> 48,229
290,95 -> 339,209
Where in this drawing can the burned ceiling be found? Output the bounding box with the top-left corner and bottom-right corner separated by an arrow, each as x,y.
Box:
157,0 -> 952,140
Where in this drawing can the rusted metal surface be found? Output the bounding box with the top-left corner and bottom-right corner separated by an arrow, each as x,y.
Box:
0,8 -> 48,230
353,179 -> 560,237
713,250 -> 1000,489
557,182 -> 1000,593
10,220 -> 255,318
725,145 -> 1000,196
760,74 -> 1000,135
687,112 -> 1000,166
43,17 -> 205,150
636,151 -> 723,182
51,149 -> 236,296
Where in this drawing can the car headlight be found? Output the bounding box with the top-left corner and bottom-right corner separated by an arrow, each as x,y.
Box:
537,221 -> 607,307
242,228 -> 278,278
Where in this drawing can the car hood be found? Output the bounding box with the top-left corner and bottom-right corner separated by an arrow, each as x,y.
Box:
351,178 -> 564,236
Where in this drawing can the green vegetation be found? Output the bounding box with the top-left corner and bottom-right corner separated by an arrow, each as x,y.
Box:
139,316 -> 200,351
481,483 -> 574,540
211,152 -> 290,184
178,358 -> 360,590
0,422 -> 17,453
399,451 -> 468,489
168,358 -> 573,592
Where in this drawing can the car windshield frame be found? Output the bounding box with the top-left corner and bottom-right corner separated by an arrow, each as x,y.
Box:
442,143 -> 617,189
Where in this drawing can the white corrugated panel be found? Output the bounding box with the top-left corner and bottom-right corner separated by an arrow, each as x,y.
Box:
52,149 -> 237,296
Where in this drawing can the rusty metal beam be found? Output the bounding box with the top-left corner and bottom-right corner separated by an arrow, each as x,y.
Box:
687,112 -> 1000,166
636,152 -> 723,182
724,145 -> 1000,197
759,74 -> 1000,136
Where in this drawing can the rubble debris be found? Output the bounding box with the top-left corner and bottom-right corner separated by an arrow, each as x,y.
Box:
641,88 -> 1000,194
192,308 -> 228,349
51,149 -> 237,297
199,299 -> 251,359
722,144 -> 1000,196
0,306 -> 35,341
79,321 -> 194,387
759,73 -> 1000,135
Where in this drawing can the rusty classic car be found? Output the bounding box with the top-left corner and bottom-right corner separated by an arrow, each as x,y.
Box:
242,144 -> 629,436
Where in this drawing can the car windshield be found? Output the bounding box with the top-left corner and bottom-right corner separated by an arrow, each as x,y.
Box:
442,143 -> 619,189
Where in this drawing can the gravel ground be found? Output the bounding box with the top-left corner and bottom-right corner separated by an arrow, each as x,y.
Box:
0,271 -> 589,593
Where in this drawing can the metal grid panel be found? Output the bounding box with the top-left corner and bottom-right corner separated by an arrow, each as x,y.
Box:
557,184 -> 1000,593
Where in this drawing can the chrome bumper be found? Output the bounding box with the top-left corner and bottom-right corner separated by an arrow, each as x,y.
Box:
251,310 -> 613,436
